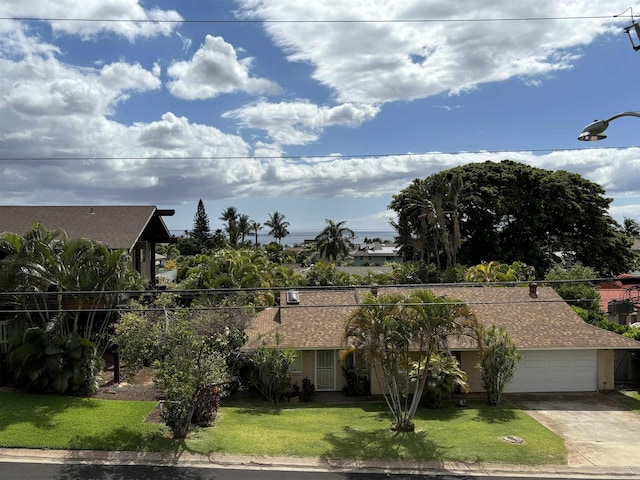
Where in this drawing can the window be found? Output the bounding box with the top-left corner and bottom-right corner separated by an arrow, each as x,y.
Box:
290,351 -> 302,372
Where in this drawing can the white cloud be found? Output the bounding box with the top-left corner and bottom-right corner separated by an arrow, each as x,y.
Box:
0,1 -> 182,41
223,100 -> 380,145
235,0 -> 618,103
167,35 -> 282,100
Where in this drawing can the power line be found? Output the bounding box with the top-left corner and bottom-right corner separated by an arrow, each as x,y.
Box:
0,15 -> 622,25
1,145 -> 639,162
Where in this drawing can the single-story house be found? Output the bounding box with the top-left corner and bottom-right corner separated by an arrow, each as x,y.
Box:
245,285 -> 640,394
0,205 -> 176,285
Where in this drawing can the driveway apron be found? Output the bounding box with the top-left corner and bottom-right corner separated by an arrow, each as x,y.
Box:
514,392 -> 640,466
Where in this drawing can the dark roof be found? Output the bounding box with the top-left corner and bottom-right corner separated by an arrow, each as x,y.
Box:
245,286 -> 640,351
0,205 -> 174,250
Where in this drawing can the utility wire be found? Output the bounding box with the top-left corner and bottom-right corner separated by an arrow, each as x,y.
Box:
0,15 -> 623,24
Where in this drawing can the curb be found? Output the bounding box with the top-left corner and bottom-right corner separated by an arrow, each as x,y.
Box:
2,449 -> 640,479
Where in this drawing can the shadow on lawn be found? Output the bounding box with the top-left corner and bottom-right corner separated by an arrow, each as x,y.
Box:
0,391 -> 99,432
66,426 -> 181,454
321,426 -> 444,462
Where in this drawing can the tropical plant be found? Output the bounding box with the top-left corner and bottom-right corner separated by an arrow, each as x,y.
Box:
345,289 -> 476,432
264,211 -> 290,245
416,353 -> 468,409
0,224 -> 142,394
479,325 -> 521,406
464,261 -> 535,283
314,219 -> 355,263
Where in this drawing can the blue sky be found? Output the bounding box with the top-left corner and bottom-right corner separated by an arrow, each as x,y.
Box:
2,0 -> 640,234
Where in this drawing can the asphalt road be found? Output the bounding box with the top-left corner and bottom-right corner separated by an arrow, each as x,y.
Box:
0,462 -> 600,480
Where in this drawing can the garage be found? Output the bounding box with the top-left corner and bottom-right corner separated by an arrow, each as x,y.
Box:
506,350 -> 597,393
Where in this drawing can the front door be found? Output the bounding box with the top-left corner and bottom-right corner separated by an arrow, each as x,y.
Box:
315,350 -> 335,391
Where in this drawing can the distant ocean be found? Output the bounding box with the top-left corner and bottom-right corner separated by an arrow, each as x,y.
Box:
170,229 -> 396,246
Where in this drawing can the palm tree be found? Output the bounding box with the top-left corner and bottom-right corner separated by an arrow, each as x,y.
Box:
624,217 -> 640,239
314,219 -> 355,263
238,214 -> 251,245
220,206 -> 239,247
345,289 -> 475,432
249,220 -> 263,246
265,211 -> 290,244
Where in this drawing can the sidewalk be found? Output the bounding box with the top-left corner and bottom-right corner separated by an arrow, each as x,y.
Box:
2,448 -> 640,479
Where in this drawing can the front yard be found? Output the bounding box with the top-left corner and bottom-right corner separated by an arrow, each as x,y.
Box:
0,391 -> 565,465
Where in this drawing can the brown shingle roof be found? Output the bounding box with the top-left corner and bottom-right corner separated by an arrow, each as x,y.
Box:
0,205 -> 174,250
245,289 -> 357,350
245,286 -> 640,351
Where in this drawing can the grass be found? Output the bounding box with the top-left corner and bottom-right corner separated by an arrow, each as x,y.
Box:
0,391 -> 565,465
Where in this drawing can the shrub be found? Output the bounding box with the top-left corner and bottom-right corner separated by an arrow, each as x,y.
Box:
249,339 -> 295,403
301,376 -> 315,401
479,325 -> 521,406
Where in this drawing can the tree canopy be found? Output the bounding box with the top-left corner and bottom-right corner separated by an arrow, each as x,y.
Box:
390,160 -> 634,276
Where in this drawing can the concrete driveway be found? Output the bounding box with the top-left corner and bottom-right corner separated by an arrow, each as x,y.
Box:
514,392 -> 640,466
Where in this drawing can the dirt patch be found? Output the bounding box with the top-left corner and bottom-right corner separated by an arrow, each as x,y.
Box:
94,354 -> 165,402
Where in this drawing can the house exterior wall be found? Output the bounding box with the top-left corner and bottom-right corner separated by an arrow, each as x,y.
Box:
598,349 -> 614,391
460,350 -> 483,392
352,254 -> 403,267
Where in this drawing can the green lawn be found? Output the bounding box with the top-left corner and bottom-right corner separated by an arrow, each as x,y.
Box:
0,391 -> 565,465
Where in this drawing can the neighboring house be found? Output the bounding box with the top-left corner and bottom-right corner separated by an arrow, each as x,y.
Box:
0,205 -> 176,285
245,285 -> 640,394
351,244 -> 402,266
597,275 -> 640,325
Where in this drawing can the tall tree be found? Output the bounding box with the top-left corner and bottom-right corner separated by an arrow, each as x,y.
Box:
345,289 -> 475,432
191,199 -> 211,243
389,172 -> 462,269
265,211 -> 290,244
314,219 -> 355,263
390,160 -> 634,276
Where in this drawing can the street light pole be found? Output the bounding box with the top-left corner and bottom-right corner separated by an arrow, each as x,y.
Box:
578,112 -> 640,141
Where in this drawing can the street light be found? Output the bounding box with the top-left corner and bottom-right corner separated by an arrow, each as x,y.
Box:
578,112 -> 640,141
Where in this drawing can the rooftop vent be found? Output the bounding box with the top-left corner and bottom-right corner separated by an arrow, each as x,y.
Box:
286,289 -> 300,305
528,282 -> 538,299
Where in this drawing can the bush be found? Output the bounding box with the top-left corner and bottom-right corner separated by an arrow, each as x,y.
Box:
301,376 -> 315,401
249,340 -> 295,403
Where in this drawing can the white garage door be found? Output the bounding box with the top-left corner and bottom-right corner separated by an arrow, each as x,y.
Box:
506,350 -> 597,393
